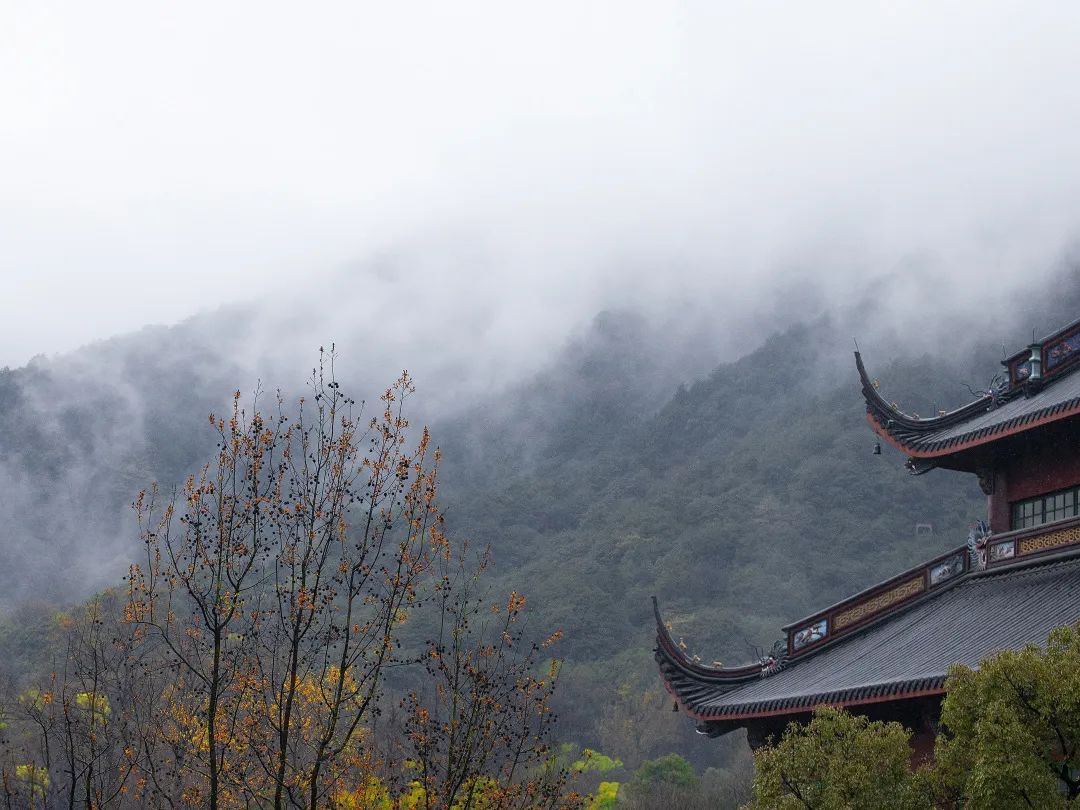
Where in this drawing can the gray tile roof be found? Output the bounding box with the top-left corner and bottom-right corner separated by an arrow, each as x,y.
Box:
900,371 -> 1080,451
661,557 -> 1080,721
857,351 -> 1080,455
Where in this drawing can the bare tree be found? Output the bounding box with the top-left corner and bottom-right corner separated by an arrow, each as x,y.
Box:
1,356 -> 577,810
128,354 -> 445,809
395,547 -> 576,810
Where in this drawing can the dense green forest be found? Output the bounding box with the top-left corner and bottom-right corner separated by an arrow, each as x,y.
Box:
1,284 -> 1078,804
437,313 -> 991,765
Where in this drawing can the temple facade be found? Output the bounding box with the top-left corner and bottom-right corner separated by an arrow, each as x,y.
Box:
655,316 -> 1080,755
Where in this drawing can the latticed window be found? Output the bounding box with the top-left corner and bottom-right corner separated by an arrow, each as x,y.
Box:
1012,486 -> 1080,530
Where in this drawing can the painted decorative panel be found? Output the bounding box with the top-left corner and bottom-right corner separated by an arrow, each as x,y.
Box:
1018,524 -> 1080,556
792,619 -> 827,650
1046,332 -> 1080,371
989,540 -> 1016,563
832,577 -> 925,630
929,553 -> 965,585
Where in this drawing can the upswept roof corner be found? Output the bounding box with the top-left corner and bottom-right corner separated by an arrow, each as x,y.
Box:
653,597 -> 788,714
855,350 -> 992,456
856,349 -> 1080,460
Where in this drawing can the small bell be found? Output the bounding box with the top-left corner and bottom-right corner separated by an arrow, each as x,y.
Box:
872,442 -> 882,455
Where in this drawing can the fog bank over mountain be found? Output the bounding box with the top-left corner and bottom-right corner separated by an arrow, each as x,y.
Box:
5,0 -> 1080,607
5,2 -> 1080,373
1,258 -> 1077,610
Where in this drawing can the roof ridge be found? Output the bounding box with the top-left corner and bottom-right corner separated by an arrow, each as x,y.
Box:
970,551 -> 1080,582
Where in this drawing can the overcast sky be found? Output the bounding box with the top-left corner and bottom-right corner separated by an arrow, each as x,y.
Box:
3,2 -> 1080,369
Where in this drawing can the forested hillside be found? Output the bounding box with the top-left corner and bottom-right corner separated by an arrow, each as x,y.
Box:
436,313 -> 992,763
1,287 -> 1078,783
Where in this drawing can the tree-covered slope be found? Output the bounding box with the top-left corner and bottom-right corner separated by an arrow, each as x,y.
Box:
1,289 -> 1075,768
436,315 -> 992,753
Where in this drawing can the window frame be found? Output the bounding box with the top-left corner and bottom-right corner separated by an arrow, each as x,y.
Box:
1011,485 -> 1080,530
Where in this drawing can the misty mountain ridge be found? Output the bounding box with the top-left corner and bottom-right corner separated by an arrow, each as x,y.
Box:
0,272 -> 1077,663
4,274 -> 1080,764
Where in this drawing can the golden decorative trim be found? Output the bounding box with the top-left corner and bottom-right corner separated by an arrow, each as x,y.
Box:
1018,525 -> 1080,556
833,577 -> 925,631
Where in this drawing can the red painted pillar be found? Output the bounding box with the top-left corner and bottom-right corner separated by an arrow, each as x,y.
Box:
988,468 -> 1010,534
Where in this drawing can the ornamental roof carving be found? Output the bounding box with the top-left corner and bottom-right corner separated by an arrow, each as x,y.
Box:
859,317 -> 1080,463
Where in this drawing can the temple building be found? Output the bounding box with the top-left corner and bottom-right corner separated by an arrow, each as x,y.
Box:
655,316 -> 1080,754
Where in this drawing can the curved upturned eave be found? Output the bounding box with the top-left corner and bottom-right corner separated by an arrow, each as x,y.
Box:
858,350 -> 1080,460
856,351 -> 991,434
652,597 -> 764,684
856,351 -> 993,457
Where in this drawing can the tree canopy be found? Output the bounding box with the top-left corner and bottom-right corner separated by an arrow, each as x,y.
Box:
746,707 -> 927,810
936,622 -> 1080,808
